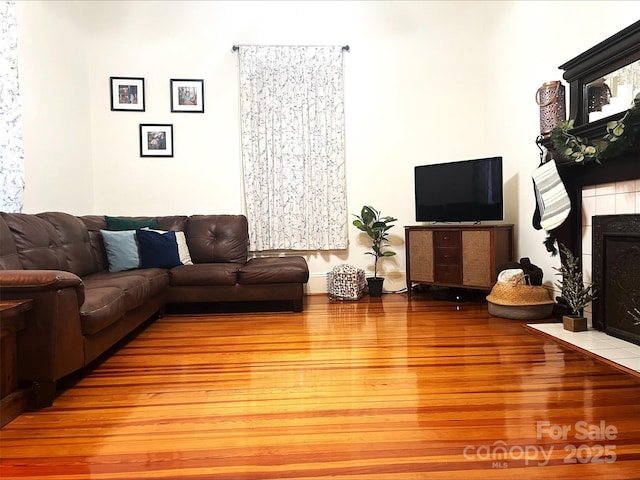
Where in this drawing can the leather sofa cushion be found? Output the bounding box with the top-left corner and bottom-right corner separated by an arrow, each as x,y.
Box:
238,257 -> 309,284
83,272 -> 157,310
186,215 -> 248,264
133,267 -> 171,294
79,215 -> 108,231
0,215 -> 23,269
79,269 -> 168,334
156,216 -> 189,232
86,268 -> 168,293
86,229 -> 108,271
38,212 -> 99,277
170,263 -> 239,286
80,287 -> 127,335
1,213 -> 70,271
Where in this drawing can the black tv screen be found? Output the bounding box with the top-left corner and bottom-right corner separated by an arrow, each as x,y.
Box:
414,156 -> 503,222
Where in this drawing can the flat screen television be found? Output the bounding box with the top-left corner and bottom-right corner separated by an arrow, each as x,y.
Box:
414,156 -> 503,222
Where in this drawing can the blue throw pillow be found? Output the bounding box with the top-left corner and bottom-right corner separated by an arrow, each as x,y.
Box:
136,229 -> 182,269
100,230 -> 140,272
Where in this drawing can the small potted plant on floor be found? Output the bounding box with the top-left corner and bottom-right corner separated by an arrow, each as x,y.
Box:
554,242 -> 597,331
352,205 -> 397,297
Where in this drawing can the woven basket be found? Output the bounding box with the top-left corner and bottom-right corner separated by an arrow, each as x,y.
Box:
486,283 -> 554,320
486,283 -> 553,306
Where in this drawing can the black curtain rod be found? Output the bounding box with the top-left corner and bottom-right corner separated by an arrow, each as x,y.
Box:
232,45 -> 349,52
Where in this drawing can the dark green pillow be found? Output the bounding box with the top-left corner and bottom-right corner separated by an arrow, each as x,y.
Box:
105,216 -> 160,231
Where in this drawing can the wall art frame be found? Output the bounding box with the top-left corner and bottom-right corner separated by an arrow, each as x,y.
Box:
139,124 -> 173,157
170,78 -> 204,113
110,77 -> 145,111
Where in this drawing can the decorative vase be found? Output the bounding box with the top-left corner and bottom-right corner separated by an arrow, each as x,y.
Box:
367,277 -> 384,298
563,315 -> 588,332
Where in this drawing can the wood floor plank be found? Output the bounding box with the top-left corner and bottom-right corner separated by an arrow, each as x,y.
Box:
1,294 -> 639,479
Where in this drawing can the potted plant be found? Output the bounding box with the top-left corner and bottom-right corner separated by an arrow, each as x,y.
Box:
554,242 -> 597,331
352,205 -> 397,297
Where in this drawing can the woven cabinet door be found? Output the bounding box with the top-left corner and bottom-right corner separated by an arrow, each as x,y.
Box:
462,230 -> 492,288
408,229 -> 434,283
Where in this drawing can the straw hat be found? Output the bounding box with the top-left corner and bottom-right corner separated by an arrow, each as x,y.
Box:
486,282 -> 554,320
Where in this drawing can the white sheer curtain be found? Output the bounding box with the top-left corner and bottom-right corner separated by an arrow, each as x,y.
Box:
0,0 -> 24,213
238,45 -> 347,251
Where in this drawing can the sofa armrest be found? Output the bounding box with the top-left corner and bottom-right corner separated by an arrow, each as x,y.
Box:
0,270 -> 86,404
0,270 -> 84,307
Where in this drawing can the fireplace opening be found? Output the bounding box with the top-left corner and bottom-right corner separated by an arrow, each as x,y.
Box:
593,214 -> 640,346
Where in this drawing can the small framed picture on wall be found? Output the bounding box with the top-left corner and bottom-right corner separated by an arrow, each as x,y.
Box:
139,124 -> 173,157
170,79 -> 204,113
110,77 -> 145,111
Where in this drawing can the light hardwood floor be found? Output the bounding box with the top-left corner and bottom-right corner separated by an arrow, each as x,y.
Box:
1,294 -> 640,479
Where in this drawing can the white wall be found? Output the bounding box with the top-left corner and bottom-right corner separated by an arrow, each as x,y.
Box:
16,2 -> 94,213
14,1 -> 640,294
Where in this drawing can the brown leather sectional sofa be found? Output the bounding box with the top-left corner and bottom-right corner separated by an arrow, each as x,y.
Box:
0,212 -> 309,407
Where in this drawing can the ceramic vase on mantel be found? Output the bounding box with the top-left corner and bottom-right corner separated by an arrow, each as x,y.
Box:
367,277 -> 384,298
563,315 -> 588,332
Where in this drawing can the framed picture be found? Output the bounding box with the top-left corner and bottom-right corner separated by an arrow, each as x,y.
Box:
170,79 -> 204,113
110,77 -> 145,111
139,124 -> 173,157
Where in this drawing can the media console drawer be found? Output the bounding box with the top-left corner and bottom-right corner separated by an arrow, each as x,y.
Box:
433,230 -> 461,248
434,264 -> 462,284
434,246 -> 461,265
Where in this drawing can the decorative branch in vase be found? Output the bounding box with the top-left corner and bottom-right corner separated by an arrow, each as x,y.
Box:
554,242 -> 597,331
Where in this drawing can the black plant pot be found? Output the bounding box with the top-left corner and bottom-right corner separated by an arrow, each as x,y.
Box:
367,277 -> 384,298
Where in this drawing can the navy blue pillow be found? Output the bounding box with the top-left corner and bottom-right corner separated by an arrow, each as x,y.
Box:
136,229 -> 182,269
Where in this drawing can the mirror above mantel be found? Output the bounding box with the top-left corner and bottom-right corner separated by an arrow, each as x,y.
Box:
586,59 -> 640,123
560,19 -> 640,137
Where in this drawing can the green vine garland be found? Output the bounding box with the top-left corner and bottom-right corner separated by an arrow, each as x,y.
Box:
543,102 -> 640,254
550,103 -> 640,164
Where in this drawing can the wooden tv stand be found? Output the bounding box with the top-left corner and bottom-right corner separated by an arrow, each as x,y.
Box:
404,224 -> 514,298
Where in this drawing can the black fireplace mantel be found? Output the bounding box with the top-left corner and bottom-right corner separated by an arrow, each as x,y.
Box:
559,20 -> 640,129
547,20 -> 640,256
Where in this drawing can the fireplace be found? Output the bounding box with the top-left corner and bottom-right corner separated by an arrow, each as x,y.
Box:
593,214 -> 640,346
550,19 -> 640,345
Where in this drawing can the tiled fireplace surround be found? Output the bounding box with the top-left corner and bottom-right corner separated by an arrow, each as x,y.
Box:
580,177 -> 640,324
530,177 -> 640,375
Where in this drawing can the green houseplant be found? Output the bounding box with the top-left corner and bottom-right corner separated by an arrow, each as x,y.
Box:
554,243 -> 597,331
352,205 -> 397,297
